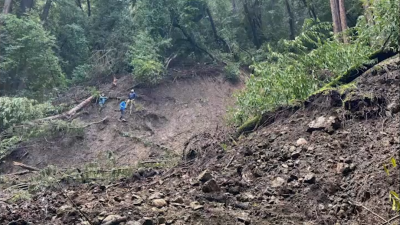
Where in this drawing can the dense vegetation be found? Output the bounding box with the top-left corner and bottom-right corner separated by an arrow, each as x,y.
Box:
0,0 -> 399,155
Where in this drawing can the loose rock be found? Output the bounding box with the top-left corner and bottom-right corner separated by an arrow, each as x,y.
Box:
271,177 -> 286,188
304,173 -> 316,184
202,179 -> 220,193
152,199 -> 168,208
197,170 -> 213,183
190,201 -> 204,210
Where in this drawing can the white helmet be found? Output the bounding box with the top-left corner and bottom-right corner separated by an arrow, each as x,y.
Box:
131,89 -> 134,92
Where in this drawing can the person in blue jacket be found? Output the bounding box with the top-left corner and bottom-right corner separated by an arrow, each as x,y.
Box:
99,93 -> 108,111
119,99 -> 127,121
127,89 -> 136,115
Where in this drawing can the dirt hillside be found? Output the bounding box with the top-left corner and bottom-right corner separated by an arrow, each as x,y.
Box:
0,65 -> 243,172
0,56 -> 399,225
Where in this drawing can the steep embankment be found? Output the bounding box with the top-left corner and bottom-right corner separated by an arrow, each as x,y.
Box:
0,65 -> 243,173
0,56 -> 399,225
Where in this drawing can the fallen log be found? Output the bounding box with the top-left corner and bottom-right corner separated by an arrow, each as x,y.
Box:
13,161 -> 40,171
39,95 -> 95,121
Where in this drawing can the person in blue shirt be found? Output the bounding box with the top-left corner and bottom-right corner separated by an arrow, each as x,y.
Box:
119,99 -> 127,121
99,93 -> 108,111
127,89 -> 136,115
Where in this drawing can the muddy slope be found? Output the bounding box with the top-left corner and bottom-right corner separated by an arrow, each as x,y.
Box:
1,57 -> 399,225
0,66 -> 242,172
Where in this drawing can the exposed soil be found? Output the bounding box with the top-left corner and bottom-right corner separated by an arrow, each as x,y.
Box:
0,57 -> 399,225
0,65 -> 243,172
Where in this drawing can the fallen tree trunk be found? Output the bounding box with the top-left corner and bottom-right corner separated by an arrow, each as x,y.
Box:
13,161 -> 40,171
40,95 -> 94,121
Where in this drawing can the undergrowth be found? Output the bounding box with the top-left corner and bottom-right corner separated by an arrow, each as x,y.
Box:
231,0 -> 399,125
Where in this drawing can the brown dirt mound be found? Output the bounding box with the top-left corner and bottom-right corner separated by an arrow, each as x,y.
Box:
0,57 -> 399,225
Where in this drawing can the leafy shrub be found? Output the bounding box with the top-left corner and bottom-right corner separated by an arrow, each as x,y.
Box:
127,31 -> 169,85
71,64 -> 93,84
0,97 -> 55,132
232,20 -> 374,124
224,62 -> 240,83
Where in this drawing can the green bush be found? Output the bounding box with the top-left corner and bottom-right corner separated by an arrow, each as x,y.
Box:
127,31 -> 169,85
232,20 -> 375,124
0,97 -> 55,132
224,62 -> 240,83
132,59 -> 164,84
71,64 -> 93,84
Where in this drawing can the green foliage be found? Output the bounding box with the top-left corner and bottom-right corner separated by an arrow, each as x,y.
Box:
0,14 -> 65,99
383,157 -> 400,211
0,97 -> 55,132
231,0 -> 398,124
128,31 -> 169,84
71,64 -> 93,84
356,0 -> 399,52
224,62 -> 240,83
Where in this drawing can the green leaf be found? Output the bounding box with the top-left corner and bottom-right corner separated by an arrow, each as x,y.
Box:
383,164 -> 390,175
391,157 -> 397,168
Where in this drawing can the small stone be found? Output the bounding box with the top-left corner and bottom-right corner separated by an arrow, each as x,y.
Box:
296,138 -> 308,146
132,194 -> 143,205
126,222 -> 141,225
237,192 -> 255,202
318,204 -> 325,211
271,177 -> 285,188
291,151 -> 301,159
202,179 -> 220,193
197,170 -> 213,182
190,201 -> 203,210
152,199 -> 168,208
289,146 -> 296,152
171,196 -> 184,204
304,173 -> 316,184
237,212 -> 251,224
149,192 -> 164,200
387,102 -> 400,114
101,215 -> 126,225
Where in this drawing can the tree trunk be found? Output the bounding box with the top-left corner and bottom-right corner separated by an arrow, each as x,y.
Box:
338,0 -> 348,43
205,6 -> 230,52
86,0 -> 91,16
20,0 -> 34,14
285,0 -> 295,40
3,0 -> 12,14
300,0 -> 317,20
329,0 -> 341,35
243,0 -> 260,48
40,0 -> 52,23
76,0 -> 83,10
232,0 -> 237,13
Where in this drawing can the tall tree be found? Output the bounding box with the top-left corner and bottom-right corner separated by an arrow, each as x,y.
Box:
41,0 -> 52,23
330,0 -> 347,43
329,0 -> 341,34
285,0 -> 295,40
3,0 -> 12,14
338,0 -> 348,43
86,0 -> 91,16
20,0 -> 34,14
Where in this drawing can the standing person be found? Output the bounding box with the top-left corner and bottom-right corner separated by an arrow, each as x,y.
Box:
99,93 -> 108,112
119,99 -> 127,121
127,89 -> 136,115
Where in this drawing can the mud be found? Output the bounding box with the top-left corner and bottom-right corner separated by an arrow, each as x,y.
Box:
0,57 -> 400,225
0,65 -> 242,172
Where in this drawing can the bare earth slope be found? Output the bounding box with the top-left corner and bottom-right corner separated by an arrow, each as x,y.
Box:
0,66 -> 242,172
0,57 -> 399,225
